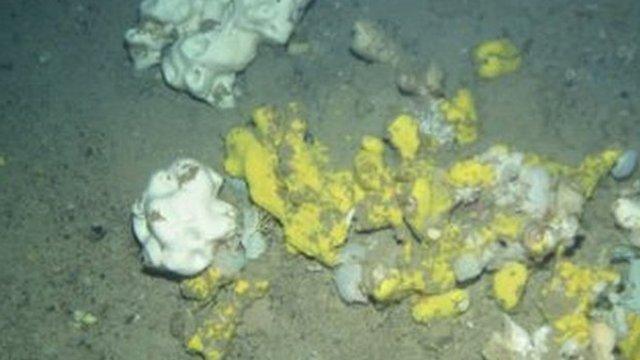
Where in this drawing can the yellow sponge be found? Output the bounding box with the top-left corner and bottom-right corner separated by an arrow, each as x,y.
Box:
447,159 -> 495,188
619,314 -> 640,360
387,114 -> 420,161
493,262 -> 528,310
440,89 -> 478,144
473,39 -> 521,79
411,289 -> 469,323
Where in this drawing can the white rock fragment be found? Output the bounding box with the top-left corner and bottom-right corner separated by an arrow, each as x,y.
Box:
519,167 -> 553,219
452,252 -> 485,282
477,146 -> 586,259
395,63 -> 445,98
631,231 -> 640,248
239,206 -> 267,259
482,315 -> 551,360
225,178 -> 269,260
418,100 -> 455,146
350,20 -> 402,66
613,197 -> 640,230
611,149 -> 638,180
614,181 -> 640,247
333,243 -> 368,304
555,182 -> 585,217
132,158 -> 239,276
590,322 -> 616,360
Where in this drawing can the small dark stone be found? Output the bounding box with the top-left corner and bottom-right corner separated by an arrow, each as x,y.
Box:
620,90 -> 629,99
125,313 -> 140,325
303,131 -> 314,144
89,224 -> 107,242
0,62 -> 13,71
199,19 -> 219,32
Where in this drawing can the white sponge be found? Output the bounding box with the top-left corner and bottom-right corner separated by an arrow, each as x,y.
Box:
132,158 -> 238,276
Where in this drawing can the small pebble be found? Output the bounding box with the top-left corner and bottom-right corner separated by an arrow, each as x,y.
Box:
610,245 -> 637,263
72,310 -> 98,327
125,313 -> 141,325
452,253 -> 484,282
287,41 -> 310,55
37,51 -> 52,64
611,149 -> 638,180
0,62 -> 13,71
88,224 -> 107,242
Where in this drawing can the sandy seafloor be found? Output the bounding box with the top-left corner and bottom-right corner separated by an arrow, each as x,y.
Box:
0,0 -> 639,359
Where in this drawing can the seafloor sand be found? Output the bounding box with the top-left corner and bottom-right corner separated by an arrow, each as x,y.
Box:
0,0 -> 638,359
